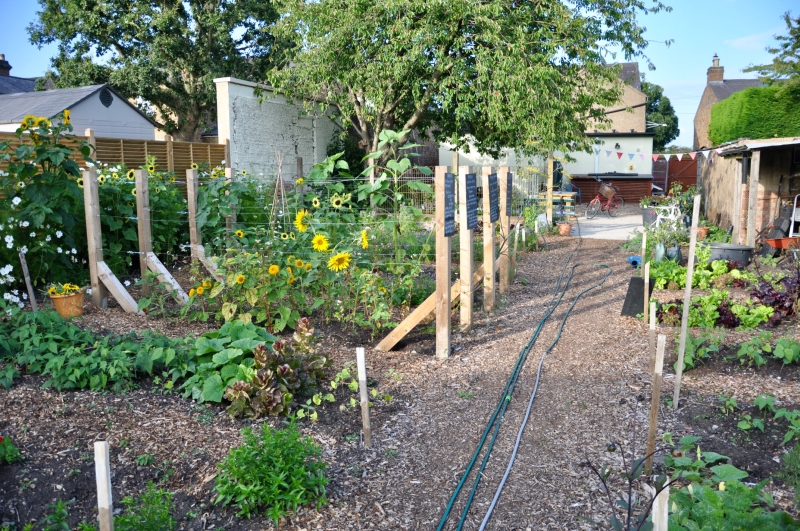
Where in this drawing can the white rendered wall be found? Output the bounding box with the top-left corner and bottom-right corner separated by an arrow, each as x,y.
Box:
215,77 -> 337,180
558,135 -> 654,176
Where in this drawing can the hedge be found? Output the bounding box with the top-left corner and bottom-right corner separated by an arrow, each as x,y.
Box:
709,86 -> 800,145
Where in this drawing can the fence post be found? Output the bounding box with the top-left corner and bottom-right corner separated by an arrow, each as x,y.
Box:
356,347 -> 371,447
435,167 -> 452,359
83,168 -> 108,308
482,167 -> 496,313
498,166 -> 511,293
546,152 -> 554,225
458,166 -> 474,332
225,139 -> 231,170
135,170 -> 153,296
224,167 -> 237,234
94,441 -> 113,531
643,261 -> 651,324
645,334 -> 666,474
186,169 -> 200,260
84,128 -> 96,158
165,135 -> 174,173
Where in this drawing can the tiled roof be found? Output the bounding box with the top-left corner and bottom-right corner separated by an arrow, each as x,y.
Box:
0,84 -> 107,123
616,63 -> 641,91
709,79 -> 763,101
0,76 -> 37,95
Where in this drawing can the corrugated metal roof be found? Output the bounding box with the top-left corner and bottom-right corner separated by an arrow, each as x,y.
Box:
743,137 -> 800,149
0,76 -> 37,95
709,79 -> 763,101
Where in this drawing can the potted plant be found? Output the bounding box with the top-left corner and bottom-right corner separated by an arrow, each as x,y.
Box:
554,214 -> 573,236
47,283 -> 84,318
696,219 -> 711,240
640,196 -> 665,227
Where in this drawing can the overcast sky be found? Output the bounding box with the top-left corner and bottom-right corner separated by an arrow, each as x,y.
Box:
0,0 -> 796,149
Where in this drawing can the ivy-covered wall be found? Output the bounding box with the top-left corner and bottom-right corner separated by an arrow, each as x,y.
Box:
709,86 -> 800,145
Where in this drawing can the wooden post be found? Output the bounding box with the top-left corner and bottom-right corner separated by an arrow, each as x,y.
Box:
458,166 -> 473,331
746,151 -> 761,248
83,168 -> 108,308
482,167 -> 496,312
296,156 -> 303,181
640,231 -> 647,270
186,169 -> 200,260
224,139 -> 231,169
546,152 -> 554,225
435,167 -> 452,359
224,167 -> 236,233
18,252 -> 37,312
643,261 -> 650,324
165,135 -> 174,173
356,347 -> 371,447
452,152 -> 459,173
135,170 -> 153,296
649,301 -> 656,373
512,216 -> 522,275
652,484 -> 669,531
645,334 -> 666,474
673,194 -> 702,408
84,128 -> 96,159
498,167 -> 511,293
94,441 -> 113,531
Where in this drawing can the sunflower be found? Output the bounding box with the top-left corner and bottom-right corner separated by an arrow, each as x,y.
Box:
236,274 -> 246,285
19,121 -> 29,131
327,252 -> 351,272
294,259 -> 304,268
112,172 -> 119,179
48,287 -> 56,296
196,286 -> 205,295
203,280 -> 212,288
289,232 -> 295,240
191,162 -> 199,170
288,275 -> 295,284
127,169 -> 135,179
189,288 -> 196,297
169,176 -> 176,183
63,109 -> 71,125
15,182 -> 24,189
241,170 -> 248,176
211,171 -> 219,179
131,189 -> 137,196
296,177 -> 304,185
312,197 -> 321,208
287,255 -> 295,265
269,264 -> 279,275
147,164 -> 156,173
305,263 -> 312,271
311,234 -> 329,252
361,229 -> 369,249
235,229 -> 244,238
293,209 -> 311,233
98,175 -> 107,185
286,266 -> 293,275
77,177 -> 84,189
330,195 -> 343,209
280,233 -> 289,240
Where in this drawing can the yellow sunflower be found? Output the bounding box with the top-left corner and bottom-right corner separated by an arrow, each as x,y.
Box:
98,175 -> 107,185
289,232 -> 295,240
63,109 -> 71,125
286,266 -> 293,275
269,264 -> 279,275
327,252 -> 351,272
312,197 -> 321,208
211,171 -> 219,179
127,169 -> 135,179
48,287 -> 56,296
280,233 -> 289,240
361,229 -> 369,249
305,263 -> 312,271
236,274 -> 246,285
293,209 -> 311,233
296,177 -> 304,185
112,172 -> 118,179
288,275 -> 295,284
196,286 -> 205,295
235,229 -> 244,238
330,195 -> 343,209
191,162 -> 199,170
19,121 -> 29,131
77,177 -> 84,189
311,234 -> 329,252
203,281 -> 212,288
241,170 -> 248,176
147,164 -> 156,173
189,288 -> 196,297
294,259 -> 304,268
287,255 -> 295,265
170,176 -> 176,183
131,188 -> 137,196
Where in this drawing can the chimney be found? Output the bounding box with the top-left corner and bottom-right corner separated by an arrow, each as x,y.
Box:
707,53 -> 723,83
0,54 -> 11,77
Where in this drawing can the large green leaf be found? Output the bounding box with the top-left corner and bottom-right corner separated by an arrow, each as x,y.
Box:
202,374 -> 225,402
710,464 -> 748,483
211,348 -> 244,365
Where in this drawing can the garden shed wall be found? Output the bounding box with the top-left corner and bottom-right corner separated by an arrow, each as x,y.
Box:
214,77 -> 337,180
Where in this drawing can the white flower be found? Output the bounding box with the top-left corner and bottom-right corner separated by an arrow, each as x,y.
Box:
11,197 -> 21,206
46,235 -> 51,242
0,265 -> 12,275
4,235 -> 12,243
20,221 -> 29,228
124,280 -> 131,287
86,288 -> 92,295
19,246 -> 27,254
22,293 -> 27,300
17,302 -> 23,308
57,247 -> 62,253
56,231 -> 63,238
71,248 -> 77,254
30,232 -> 35,238
0,225 -> 3,231
3,293 -> 9,300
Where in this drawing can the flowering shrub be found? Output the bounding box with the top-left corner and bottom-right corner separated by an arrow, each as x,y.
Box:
47,282 -> 81,296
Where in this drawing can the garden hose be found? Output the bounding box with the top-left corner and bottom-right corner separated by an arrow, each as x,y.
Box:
436,218 -> 613,530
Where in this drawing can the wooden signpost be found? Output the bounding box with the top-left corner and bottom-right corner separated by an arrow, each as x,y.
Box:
186,169 -> 224,282
435,167 -> 453,359
459,167 -> 476,331
498,168 -> 512,293
94,441 -> 113,531
482,168 -> 497,312
649,301 -> 657,373
645,333 -> 666,474
18,252 -> 37,312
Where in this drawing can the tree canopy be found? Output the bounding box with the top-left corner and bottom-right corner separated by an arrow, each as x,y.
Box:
745,11 -> 800,97
28,0 -> 281,140
641,80 -> 679,151
269,0 -> 669,164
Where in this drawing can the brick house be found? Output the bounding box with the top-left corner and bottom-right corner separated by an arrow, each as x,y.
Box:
693,54 -> 762,150
0,54 -> 38,95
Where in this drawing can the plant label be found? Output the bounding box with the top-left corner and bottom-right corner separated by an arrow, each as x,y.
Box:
466,173 -> 478,230
489,173 -> 500,222
444,172 -> 456,237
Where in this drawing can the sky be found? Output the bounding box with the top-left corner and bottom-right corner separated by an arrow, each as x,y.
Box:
0,0 -> 796,149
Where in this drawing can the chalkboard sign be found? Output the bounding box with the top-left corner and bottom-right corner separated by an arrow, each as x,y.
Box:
444,173 -> 456,237
489,173 -> 500,222
466,173 -> 478,230
506,172 -> 513,217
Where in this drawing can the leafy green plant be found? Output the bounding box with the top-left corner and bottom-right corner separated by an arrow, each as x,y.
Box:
774,338 -> 800,365
0,435 -> 22,464
214,419 -> 328,521
115,482 -> 176,531
136,454 -> 154,466
41,500 -> 72,531
778,444 -> 800,509
738,414 -> 765,432
775,409 -> 800,445
737,332 -> 773,368
675,331 -> 723,372
719,394 -> 738,415
756,394 -> 777,415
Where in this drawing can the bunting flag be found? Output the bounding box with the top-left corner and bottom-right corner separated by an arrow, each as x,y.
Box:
701,150 -> 710,158
593,147 -> 601,155
606,150 -> 612,157
640,154 -> 645,161
716,148 -> 723,154
628,153 -> 635,160
616,152 -> 623,159
652,154 -> 659,162
690,152 -> 697,160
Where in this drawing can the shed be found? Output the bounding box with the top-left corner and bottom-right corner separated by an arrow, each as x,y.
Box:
702,137 -> 800,245
0,84 -> 158,140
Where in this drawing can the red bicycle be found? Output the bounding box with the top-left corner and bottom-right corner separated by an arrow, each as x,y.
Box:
586,179 -> 624,218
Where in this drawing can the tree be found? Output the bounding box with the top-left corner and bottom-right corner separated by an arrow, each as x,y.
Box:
269,0 -> 670,166
745,11 -> 800,97
28,1 -> 282,140
641,81 -> 679,151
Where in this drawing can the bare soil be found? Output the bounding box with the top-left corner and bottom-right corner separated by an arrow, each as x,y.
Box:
2,237 -> 799,529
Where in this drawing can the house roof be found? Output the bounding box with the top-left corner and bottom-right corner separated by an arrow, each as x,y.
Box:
0,76 -> 37,95
615,63 -> 641,91
0,84 -> 158,126
709,79 -> 763,101
718,136 -> 800,155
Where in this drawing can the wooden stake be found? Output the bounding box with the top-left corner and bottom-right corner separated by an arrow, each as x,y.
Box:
165,135 -> 174,173
498,167 -> 511,293
135,170 -> 153,296
546,153 -> 554,225
649,301 -> 657,373
356,347 -> 371,447
641,230 -> 647,268
482,167 -> 496,313
94,441 -> 114,531
224,167 -> 236,234
296,156 -> 303,181
83,168 -> 108,308
435,167 -> 451,359
458,166 -> 473,331
673,194 -> 701,408
186,169 -> 200,260
512,216 -> 522,277
645,334 -> 666,474
652,484 -> 669,531
643,261 -> 650,324
18,252 -> 37,312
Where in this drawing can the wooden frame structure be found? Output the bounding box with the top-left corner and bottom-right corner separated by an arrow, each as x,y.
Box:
186,169 -> 224,281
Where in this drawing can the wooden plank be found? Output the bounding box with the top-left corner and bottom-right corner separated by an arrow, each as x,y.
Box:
498,166 -> 511,293
83,168 -> 108,308
196,245 -> 224,282
97,261 -> 141,315
435,166 -> 452,360
135,170 -> 153,296
186,169 -> 201,259
746,151 -> 760,247
546,152 -> 554,224
645,334 -> 666,473
652,484 -> 669,531
482,167 -> 495,312
18,252 -> 37,312
146,252 -> 189,303
94,441 -> 114,531
643,261 -> 650,324
458,165 -> 473,331
673,195 -> 702,408
356,347 -> 372,446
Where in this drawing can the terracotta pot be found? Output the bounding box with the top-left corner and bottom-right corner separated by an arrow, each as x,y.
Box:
696,226 -> 710,240
51,292 -> 84,318
557,223 -> 573,236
